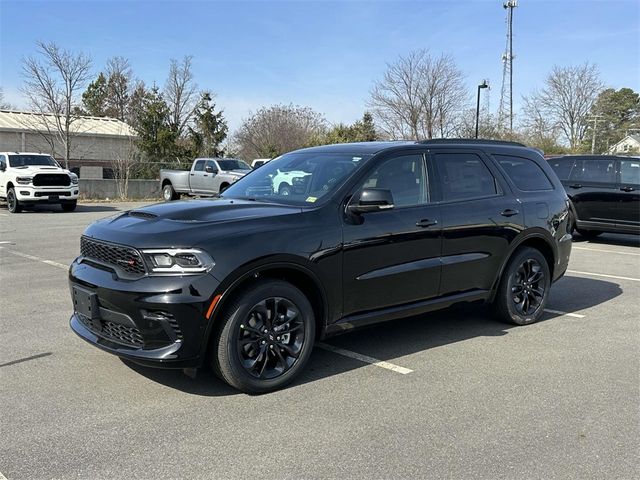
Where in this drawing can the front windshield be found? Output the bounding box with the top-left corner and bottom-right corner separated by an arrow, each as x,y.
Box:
222,151 -> 371,206
9,154 -> 58,167
218,159 -> 251,171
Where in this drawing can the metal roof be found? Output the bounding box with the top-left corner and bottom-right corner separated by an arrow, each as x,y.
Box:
0,109 -> 137,137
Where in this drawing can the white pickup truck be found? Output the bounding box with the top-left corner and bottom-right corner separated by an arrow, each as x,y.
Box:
0,152 -> 79,213
160,158 -> 252,201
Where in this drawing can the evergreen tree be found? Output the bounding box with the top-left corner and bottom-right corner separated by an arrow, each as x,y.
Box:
81,73 -> 109,116
189,92 -> 228,157
131,85 -> 176,160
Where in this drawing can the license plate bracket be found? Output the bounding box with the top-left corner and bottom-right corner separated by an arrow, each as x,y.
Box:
49,195 -> 59,201
72,286 -> 100,321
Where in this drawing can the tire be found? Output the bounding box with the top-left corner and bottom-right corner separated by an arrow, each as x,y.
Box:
219,183 -> 230,193
576,229 -> 602,239
61,200 -> 77,212
7,188 -> 22,213
492,247 -> 551,326
278,184 -> 292,196
210,279 -> 316,394
163,183 -> 179,201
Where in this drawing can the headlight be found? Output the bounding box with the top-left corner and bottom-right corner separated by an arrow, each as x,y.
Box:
16,176 -> 33,185
141,248 -> 214,275
69,173 -> 79,185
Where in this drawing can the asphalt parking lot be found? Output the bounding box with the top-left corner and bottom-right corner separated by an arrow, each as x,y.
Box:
1,202 -> 639,479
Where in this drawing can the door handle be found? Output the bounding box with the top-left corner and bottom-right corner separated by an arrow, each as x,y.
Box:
203,174 -> 208,177
500,209 -> 519,217
569,184 -> 582,189
620,186 -> 635,192
190,173 -> 195,176
416,219 -> 438,228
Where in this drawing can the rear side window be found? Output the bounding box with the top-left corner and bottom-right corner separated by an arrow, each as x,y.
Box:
193,160 -> 205,172
570,159 -> 615,184
435,153 -> 497,201
547,157 -> 574,181
495,155 -> 554,191
620,159 -> 640,185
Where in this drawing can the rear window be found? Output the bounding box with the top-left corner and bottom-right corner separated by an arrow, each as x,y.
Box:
495,155 -> 554,191
620,159 -> 640,185
435,153 -> 497,201
570,158 -> 615,184
547,157 -> 574,181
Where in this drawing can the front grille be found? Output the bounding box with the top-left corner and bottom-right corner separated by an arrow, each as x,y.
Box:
81,236 -> 146,276
102,321 -> 144,347
33,173 -> 71,187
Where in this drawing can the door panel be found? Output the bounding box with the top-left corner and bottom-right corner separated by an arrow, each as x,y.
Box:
617,158 -> 640,229
190,160 -> 207,192
567,158 -> 618,225
342,153 -> 441,316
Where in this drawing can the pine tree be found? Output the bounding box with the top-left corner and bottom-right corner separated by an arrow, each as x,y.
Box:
189,92 -> 228,157
81,73 -> 109,116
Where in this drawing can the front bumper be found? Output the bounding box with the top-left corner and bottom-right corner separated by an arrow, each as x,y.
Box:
69,258 -> 221,368
16,186 -> 79,202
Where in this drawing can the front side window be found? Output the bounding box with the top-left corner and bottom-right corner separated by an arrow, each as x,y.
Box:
205,160 -> 218,172
435,153 -> 497,201
222,152 -> 369,206
193,160 -> 205,172
547,157 -> 574,181
0,155 -> 6,169
359,154 -> 427,207
8,154 -> 58,168
569,159 -> 615,184
620,159 -> 640,185
495,154 -> 554,191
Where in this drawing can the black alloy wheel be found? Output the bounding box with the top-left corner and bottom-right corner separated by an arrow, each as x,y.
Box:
211,279 -> 315,394
493,247 -> 550,325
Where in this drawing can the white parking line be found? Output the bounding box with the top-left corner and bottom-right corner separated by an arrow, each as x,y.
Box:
0,471 -> 7,480
543,308 -> 585,318
0,241 -> 13,244
573,246 -> 640,256
317,342 -> 413,375
0,247 -> 68,270
567,270 -> 640,283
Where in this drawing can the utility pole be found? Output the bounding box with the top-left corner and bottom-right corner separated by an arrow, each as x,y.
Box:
588,115 -> 603,154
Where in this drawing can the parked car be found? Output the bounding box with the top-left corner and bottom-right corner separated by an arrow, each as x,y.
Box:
251,158 -> 272,169
0,152 -> 79,213
548,155 -> 640,237
160,158 -> 251,201
69,139 -> 572,393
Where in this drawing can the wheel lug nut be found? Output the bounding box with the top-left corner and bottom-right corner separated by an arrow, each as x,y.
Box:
276,336 -> 280,341
269,345 -> 274,349
261,340 -> 266,345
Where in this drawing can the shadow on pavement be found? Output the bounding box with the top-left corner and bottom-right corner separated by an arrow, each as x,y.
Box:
573,232 -> 640,248
120,275 -> 622,396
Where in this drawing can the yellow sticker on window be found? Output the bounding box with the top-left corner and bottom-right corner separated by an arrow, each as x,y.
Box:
306,196 -> 318,203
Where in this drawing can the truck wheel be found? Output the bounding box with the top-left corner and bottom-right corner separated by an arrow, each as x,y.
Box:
210,279 -> 316,394
219,183 -> 230,193
278,184 -> 292,196
163,183 -> 179,201
7,188 -> 22,213
61,200 -> 77,212
492,247 -> 550,326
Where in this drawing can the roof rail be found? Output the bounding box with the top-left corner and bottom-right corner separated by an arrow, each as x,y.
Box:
418,138 -> 526,147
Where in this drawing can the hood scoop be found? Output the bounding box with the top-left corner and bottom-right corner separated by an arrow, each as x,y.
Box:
128,210 -> 158,219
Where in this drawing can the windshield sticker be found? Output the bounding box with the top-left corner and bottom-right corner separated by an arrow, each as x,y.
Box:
306,196 -> 318,203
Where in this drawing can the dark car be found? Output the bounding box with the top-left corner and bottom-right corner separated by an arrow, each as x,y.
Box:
548,155 -> 640,237
69,139 -> 572,393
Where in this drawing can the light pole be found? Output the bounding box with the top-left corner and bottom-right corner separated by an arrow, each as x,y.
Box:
475,80 -> 489,139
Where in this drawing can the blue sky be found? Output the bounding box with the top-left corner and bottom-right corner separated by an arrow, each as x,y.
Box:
1,0 -> 638,131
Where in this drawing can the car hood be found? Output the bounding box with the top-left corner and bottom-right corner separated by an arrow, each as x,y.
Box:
12,166 -> 70,175
221,169 -> 250,177
84,198 -> 302,248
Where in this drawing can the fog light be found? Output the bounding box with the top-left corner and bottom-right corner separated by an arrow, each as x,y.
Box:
20,191 -> 30,195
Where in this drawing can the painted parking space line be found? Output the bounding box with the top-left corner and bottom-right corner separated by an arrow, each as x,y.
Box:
543,308 -> 585,318
567,269 -> 640,283
0,471 -> 7,480
317,343 -> 413,375
0,241 -> 14,244
0,247 -> 68,270
573,246 -> 640,256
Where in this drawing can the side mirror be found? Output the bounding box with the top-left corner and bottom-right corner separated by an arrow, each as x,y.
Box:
347,188 -> 394,214
0,163 -> 5,172
205,166 -> 217,174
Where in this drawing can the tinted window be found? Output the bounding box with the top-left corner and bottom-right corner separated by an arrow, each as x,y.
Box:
435,153 -> 497,201
8,154 -> 58,167
620,159 -> 640,185
547,157 -> 574,181
495,155 -> 554,191
0,155 -> 6,169
217,159 -> 251,171
193,160 -> 205,172
569,158 -> 615,183
361,154 -> 427,207
205,160 -> 218,172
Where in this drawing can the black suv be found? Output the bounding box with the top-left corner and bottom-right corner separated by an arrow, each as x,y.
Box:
548,155 -> 640,237
69,140 -> 572,393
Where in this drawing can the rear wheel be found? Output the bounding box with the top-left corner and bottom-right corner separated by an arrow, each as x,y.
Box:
61,200 -> 77,212
163,183 -> 179,201
211,279 -> 316,394
493,247 -> 550,325
7,188 -> 21,213
278,184 -> 292,196
219,183 -> 230,193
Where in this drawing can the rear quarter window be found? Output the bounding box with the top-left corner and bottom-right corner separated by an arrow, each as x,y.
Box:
547,157 -> 574,181
495,155 -> 554,191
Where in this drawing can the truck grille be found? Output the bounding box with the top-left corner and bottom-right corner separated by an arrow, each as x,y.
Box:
81,236 -> 146,276
33,173 -> 71,187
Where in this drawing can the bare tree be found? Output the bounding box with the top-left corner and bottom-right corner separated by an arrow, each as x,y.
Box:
0,87 -> 14,109
164,55 -> 198,137
111,136 -> 139,200
105,56 -> 133,121
368,50 -> 467,140
21,41 -> 92,168
235,104 -> 327,159
522,63 -> 604,151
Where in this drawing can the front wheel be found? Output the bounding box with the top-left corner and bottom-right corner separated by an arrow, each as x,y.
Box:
211,280 -> 316,394
61,200 -> 77,212
492,247 -> 550,325
7,188 -> 22,213
278,184 -> 292,196
162,183 -> 179,201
